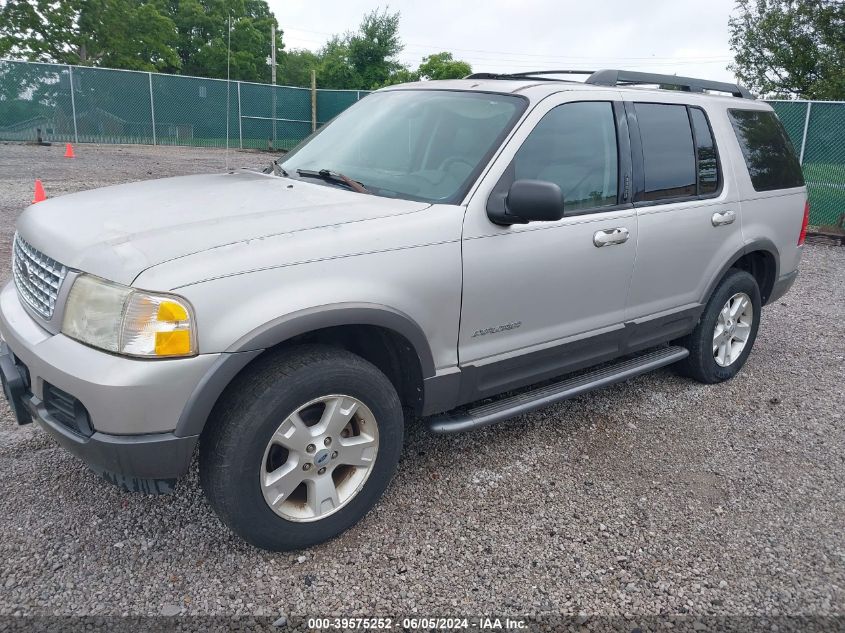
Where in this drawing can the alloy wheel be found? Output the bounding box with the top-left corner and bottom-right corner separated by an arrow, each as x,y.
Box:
713,292 -> 753,367
259,395 -> 379,522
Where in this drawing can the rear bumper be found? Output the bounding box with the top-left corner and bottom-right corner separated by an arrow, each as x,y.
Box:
767,269 -> 798,305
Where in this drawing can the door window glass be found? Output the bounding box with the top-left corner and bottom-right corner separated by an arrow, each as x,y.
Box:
512,101 -> 618,212
635,103 -> 696,201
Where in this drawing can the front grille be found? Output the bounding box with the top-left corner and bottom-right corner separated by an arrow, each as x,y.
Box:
43,382 -> 92,437
12,233 -> 67,319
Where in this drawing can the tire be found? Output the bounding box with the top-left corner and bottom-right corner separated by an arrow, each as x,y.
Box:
200,345 -> 403,551
674,269 -> 761,384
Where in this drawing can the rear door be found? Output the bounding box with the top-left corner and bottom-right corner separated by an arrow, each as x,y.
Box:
623,99 -> 743,349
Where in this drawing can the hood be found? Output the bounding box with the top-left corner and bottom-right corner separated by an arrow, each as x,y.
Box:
16,170 -> 430,285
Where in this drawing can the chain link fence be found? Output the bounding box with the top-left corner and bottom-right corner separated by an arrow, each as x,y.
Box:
0,59 -> 368,151
769,100 -> 845,227
2,60 -> 843,226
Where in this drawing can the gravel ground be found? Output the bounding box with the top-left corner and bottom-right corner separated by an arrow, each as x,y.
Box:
0,143 -> 843,622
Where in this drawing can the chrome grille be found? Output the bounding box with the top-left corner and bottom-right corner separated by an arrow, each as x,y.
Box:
12,234 -> 67,320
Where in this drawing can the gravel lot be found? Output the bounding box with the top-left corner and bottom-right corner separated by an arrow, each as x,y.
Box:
0,143 -> 843,623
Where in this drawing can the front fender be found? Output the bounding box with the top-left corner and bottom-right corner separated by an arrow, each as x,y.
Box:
229,302 -> 436,376
172,302 -> 438,438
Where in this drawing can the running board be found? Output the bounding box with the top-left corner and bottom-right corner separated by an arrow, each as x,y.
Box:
428,346 -> 689,434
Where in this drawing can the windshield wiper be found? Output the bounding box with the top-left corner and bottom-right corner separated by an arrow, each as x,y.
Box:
262,160 -> 288,177
296,168 -> 370,194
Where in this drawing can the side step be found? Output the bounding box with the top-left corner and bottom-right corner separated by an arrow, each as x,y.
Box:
428,346 -> 689,434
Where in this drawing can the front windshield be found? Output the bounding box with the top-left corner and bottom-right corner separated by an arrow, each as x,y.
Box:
280,90 -> 526,204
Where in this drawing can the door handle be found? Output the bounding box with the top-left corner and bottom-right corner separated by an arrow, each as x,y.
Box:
711,210 -> 736,226
593,227 -> 630,247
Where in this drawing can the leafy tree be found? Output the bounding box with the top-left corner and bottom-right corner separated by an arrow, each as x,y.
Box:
279,48 -> 320,87
345,8 -> 404,89
317,36 -> 363,89
0,0 -> 180,72
163,0 -> 282,82
1,1 -> 474,89
303,10 -> 472,89
417,52 -> 472,81
308,8 -> 407,90
729,0 -> 845,99
93,2 -> 181,72
0,0 -> 281,81
381,67 -> 421,86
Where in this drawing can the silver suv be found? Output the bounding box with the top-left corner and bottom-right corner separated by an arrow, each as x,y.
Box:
0,70 -> 809,550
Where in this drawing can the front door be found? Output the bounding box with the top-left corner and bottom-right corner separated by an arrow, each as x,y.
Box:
458,93 -> 638,399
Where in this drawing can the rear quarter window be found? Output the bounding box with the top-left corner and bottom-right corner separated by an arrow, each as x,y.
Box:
728,109 -> 804,191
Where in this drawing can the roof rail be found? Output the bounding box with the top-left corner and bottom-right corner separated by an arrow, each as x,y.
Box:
463,69 -> 754,99
465,70 -> 594,82
585,69 -> 754,99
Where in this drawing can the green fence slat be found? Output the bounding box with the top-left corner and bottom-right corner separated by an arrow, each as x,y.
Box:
0,61 -> 75,142
801,102 -> 845,227
0,60 -> 365,150
768,101 -> 808,151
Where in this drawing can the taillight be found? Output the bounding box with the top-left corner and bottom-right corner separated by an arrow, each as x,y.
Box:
798,199 -> 810,246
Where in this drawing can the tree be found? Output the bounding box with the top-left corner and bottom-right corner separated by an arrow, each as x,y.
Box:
300,10 -> 472,89
279,48 -> 320,87
729,0 -> 845,99
165,0 -> 282,82
0,0 -> 180,72
0,0 -> 281,81
346,8 -> 404,89
417,52 -> 472,81
381,67 -> 421,86
317,35 -> 362,89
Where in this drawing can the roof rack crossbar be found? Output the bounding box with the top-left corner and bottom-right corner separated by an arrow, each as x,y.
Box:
585,69 -> 754,99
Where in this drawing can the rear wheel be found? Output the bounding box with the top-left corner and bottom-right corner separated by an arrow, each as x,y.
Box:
200,345 -> 403,551
674,269 -> 761,384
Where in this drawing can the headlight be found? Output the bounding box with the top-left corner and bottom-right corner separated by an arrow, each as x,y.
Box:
61,275 -> 197,358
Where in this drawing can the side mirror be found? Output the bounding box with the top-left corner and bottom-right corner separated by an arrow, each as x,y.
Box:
487,179 -> 565,226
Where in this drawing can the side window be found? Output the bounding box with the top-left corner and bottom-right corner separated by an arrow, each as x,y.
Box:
728,109 -> 804,191
689,107 -> 719,194
511,101 -> 618,212
635,103 -> 696,201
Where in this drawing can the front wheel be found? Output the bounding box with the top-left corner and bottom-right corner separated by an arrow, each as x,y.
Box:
674,269 -> 761,384
199,345 -> 403,551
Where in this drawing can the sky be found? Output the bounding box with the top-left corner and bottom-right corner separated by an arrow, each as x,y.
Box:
267,0 -> 741,83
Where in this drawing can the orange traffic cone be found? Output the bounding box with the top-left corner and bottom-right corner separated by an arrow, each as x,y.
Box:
64,143 -> 75,158
32,179 -> 46,204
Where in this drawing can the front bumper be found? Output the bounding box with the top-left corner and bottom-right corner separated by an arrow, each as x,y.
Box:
0,281 -> 220,492
19,382 -> 195,493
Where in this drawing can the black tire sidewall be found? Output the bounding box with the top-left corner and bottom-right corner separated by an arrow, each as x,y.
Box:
203,350 -> 403,551
694,270 -> 762,383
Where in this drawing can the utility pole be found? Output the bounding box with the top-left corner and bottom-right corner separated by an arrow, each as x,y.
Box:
271,23 -> 277,149
311,69 -> 317,133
